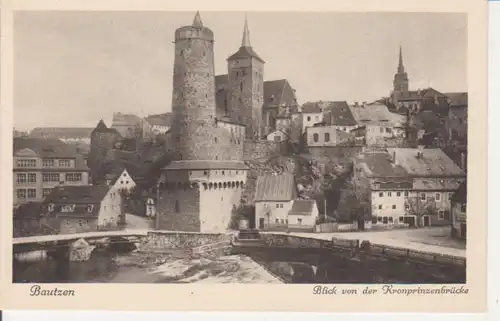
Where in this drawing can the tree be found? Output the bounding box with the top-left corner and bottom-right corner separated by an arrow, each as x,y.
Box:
336,179 -> 371,230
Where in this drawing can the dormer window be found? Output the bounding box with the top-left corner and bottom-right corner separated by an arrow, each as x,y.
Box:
87,205 -> 94,213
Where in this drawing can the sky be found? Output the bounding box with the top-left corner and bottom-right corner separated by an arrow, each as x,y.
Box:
13,11 -> 467,131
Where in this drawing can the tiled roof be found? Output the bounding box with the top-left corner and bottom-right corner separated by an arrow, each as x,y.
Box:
323,101 -> 357,126
92,119 -> 120,135
350,103 -> 406,125
112,113 -> 143,126
13,137 -> 84,160
227,46 -> 264,63
445,92 -> 468,107
44,185 -> 110,204
164,160 -> 249,170
387,148 -> 465,177
289,199 -> 316,215
263,79 -> 297,109
398,87 -> 447,101
145,113 -> 172,127
29,127 -> 94,139
301,102 -> 322,113
254,173 -> 297,201
356,152 -> 408,177
371,178 -> 413,190
413,178 -> 462,191
451,180 -> 467,203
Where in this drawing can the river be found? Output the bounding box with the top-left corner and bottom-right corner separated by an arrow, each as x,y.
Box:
13,248 -> 464,284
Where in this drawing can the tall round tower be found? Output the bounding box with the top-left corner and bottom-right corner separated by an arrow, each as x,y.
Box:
170,12 -> 220,160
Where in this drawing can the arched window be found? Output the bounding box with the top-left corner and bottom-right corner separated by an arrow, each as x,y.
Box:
324,132 -> 330,142
240,82 -> 243,92
313,133 -> 319,142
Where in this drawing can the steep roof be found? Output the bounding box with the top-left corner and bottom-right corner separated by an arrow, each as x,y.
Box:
92,119 -> 119,135
112,113 -> 143,126
145,113 -> 172,127
387,148 -> 465,177
323,101 -> 357,126
451,180 -> 467,203
301,102 -> 322,113
227,46 -> 265,63
164,160 -> 248,170
254,173 -> 297,201
350,103 -> 405,125
44,185 -> 110,204
289,199 -> 316,216
398,87 -> 447,101
29,127 -> 94,139
445,92 -> 468,107
14,137 -> 81,158
356,152 -> 408,178
263,79 -> 297,109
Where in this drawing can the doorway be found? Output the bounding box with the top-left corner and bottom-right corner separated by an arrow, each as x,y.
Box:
405,216 -> 416,227
259,218 -> 265,229
423,215 -> 430,227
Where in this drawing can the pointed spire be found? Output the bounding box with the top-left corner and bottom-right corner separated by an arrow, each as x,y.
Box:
192,11 -> 203,28
398,45 -> 405,73
241,14 -> 251,47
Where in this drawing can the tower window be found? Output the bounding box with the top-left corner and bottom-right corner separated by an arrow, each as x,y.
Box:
202,51 -> 205,57
240,82 -> 243,91
313,133 -> 319,142
324,133 -> 330,142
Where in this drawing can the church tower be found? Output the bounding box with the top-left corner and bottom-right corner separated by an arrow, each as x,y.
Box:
159,12 -> 248,233
227,16 -> 265,139
392,46 -> 409,102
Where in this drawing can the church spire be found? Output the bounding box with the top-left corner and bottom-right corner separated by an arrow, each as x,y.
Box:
192,11 -> 203,28
398,45 -> 405,73
241,14 -> 251,47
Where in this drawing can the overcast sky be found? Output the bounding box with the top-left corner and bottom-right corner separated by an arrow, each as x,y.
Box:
14,11 -> 467,131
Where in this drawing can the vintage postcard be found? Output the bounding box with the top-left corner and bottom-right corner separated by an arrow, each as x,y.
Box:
0,0 -> 488,313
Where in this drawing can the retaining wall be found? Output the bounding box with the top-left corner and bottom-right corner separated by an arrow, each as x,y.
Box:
138,230 -> 232,253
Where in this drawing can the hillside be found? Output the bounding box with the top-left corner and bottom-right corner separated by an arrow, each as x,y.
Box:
242,154 -> 353,215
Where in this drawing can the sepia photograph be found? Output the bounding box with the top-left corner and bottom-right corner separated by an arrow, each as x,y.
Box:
9,10 -> 471,285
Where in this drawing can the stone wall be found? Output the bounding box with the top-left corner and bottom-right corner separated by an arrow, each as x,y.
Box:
156,187 -> 201,232
138,231 -> 231,252
243,139 -> 280,161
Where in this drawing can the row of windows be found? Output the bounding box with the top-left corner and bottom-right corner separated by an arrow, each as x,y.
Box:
17,159 -> 36,168
188,170 -> 241,176
17,159 -> 74,168
378,191 -> 409,197
42,159 -> 72,168
306,115 -> 320,122
16,173 -> 37,183
376,204 -> 408,210
312,133 -> 330,143
16,188 -> 36,199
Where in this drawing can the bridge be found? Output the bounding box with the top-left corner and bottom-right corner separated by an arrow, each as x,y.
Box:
12,228 -> 466,283
13,229 -> 150,253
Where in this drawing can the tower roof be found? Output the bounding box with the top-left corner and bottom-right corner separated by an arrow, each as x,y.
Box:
227,16 -> 264,63
398,45 -> 405,73
241,15 -> 251,47
192,11 -> 203,28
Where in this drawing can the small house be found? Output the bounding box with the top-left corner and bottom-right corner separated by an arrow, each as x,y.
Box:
44,185 -> 122,234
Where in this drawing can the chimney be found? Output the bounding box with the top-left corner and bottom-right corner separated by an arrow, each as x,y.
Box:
354,101 -> 359,107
